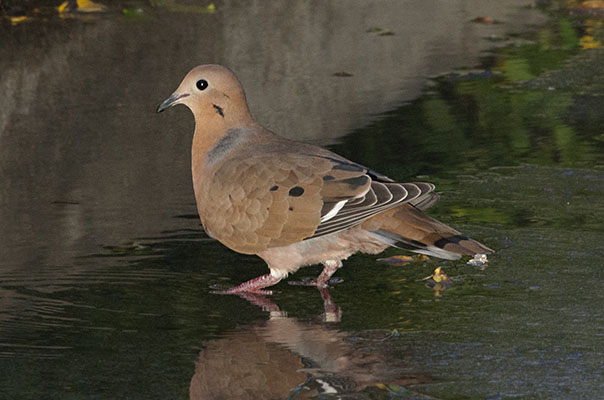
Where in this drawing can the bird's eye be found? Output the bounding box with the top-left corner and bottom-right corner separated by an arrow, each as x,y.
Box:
196,79 -> 209,91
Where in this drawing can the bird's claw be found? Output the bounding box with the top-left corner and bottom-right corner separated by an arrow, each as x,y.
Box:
287,277 -> 343,287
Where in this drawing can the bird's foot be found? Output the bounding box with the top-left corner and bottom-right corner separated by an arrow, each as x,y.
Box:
211,273 -> 281,295
287,277 -> 344,288
288,260 -> 343,288
212,287 -> 274,295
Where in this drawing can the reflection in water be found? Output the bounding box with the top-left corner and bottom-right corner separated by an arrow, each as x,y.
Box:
190,293 -> 430,399
2,1 -> 604,399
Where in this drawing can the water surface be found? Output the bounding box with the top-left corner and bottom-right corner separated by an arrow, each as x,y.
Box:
2,1 -> 604,399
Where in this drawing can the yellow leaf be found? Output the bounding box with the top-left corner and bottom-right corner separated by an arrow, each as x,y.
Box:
9,16 -> 31,25
377,254 -> 429,266
77,0 -> 107,12
423,267 -> 450,283
580,35 -> 602,50
580,1 -> 604,8
58,0 -> 107,13
57,1 -> 70,13
432,267 -> 450,283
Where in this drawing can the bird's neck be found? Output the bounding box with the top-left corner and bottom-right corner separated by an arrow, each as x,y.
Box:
190,112 -> 255,196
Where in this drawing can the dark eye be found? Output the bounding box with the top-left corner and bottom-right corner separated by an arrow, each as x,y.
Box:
196,79 -> 208,91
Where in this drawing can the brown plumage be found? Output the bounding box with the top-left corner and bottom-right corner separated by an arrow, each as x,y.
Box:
157,64 -> 493,294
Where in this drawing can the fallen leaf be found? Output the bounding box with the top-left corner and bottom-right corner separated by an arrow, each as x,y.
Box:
472,16 -> 500,24
333,71 -> 353,77
122,7 -> 147,18
423,267 -> 452,296
580,1 -> 604,9
151,0 -> 216,14
377,254 -> 427,266
76,0 -> 107,12
580,35 -> 603,49
8,15 -> 31,25
467,253 -> 489,267
433,267 -> 450,283
415,254 -> 430,262
58,0 -> 107,13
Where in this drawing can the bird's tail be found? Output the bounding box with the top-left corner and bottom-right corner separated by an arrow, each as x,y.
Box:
361,204 -> 494,260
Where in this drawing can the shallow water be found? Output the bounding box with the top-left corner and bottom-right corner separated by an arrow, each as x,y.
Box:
2,1 -> 604,399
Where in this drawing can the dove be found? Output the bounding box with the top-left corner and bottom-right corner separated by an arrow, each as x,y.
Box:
157,64 -> 493,294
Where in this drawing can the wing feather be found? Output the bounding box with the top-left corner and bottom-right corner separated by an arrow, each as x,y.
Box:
199,141 -> 439,253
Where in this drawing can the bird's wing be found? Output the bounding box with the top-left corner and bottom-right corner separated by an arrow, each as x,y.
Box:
200,149 -> 435,254
311,171 -> 435,238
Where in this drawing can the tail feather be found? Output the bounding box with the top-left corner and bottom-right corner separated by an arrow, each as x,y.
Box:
370,229 -> 462,260
361,204 -> 494,260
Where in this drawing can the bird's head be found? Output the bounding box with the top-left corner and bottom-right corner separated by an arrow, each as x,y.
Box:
157,64 -> 252,125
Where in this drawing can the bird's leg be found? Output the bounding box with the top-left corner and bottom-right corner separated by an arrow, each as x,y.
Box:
213,273 -> 282,295
315,260 -> 343,288
288,260 -> 343,288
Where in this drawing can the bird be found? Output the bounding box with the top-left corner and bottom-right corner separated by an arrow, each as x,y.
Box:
157,64 -> 493,295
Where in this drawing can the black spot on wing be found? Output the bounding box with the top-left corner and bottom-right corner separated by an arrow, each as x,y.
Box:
270,185 -> 279,191
340,176 -> 370,188
289,186 -> 304,197
323,175 -> 335,181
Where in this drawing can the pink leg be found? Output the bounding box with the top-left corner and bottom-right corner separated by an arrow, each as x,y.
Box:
213,273 -> 282,295
288,260 -> 342,288
315,260 -> 342,288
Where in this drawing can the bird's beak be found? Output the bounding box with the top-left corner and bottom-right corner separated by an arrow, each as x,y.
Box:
156,93 -> 189,113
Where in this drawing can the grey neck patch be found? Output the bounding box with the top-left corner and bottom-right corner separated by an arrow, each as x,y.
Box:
206,127 -> 252,164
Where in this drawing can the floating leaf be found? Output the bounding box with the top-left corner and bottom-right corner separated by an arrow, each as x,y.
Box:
579,34 -> 602,49
333,71 -> 353,77
77,0 -> 107,12
122,7 -> 147,18
423,267 -> 452,296
57,1 -> 70,13
580,1 -> 604,9
467,253 -> 489,267
8,15 -> 31,25
377,254 -> 428,266
423,267 -> 450,283
472,16 -> 500,24
151,0 -> 216,14
58,0 -> 107,13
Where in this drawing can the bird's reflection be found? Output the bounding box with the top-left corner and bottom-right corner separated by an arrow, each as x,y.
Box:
189,289 -> 430,399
